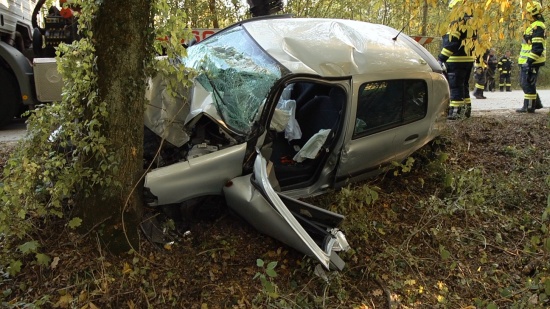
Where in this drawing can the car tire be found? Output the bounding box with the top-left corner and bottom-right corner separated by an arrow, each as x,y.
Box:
0,64 -> 22,128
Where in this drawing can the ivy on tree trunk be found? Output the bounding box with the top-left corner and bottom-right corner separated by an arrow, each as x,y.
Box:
75,0 -> 154,254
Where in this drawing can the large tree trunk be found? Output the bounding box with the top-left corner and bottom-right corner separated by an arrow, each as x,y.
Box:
76,0 -> 153,253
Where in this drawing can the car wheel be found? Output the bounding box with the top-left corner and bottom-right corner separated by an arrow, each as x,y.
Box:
0,64 -> 22,128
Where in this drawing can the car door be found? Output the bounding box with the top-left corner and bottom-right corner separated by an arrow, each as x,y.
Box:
333,79 -> 400,187
334,77 -> 432,187
390,78 -> 433,160
223,151 -> 350,270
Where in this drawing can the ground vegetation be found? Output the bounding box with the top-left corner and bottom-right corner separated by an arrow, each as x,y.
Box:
1,111 -> 549,308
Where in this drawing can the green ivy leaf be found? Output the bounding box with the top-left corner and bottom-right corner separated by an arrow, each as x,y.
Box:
18,241 -> 39,254
68,217 -> 82,229
256,259 -> 264,267
439,245 -> 451,260
36,253 -> 51,267
8,260 -> 23,276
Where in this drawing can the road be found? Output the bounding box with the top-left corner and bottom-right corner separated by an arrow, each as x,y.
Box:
1,89 -> 549,143
0,118 -> 27,143
471,88 -> 550,111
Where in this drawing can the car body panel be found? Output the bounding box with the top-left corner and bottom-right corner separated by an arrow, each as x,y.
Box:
145,143 -> 247,205
223,152 -> 349,270
242,18 -> 436,77
144,69 -> 191,147
334,72 -> 448,186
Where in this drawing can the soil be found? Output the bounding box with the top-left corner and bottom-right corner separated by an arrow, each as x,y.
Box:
1,111 -> 549,308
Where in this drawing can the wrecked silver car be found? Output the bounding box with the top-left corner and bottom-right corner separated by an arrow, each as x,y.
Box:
143,16 -> 449,270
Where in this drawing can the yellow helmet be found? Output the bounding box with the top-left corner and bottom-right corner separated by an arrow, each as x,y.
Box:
526,1 -> 542,15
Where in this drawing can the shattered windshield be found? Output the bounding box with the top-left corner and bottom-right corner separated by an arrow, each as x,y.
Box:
184,26 -> 283,134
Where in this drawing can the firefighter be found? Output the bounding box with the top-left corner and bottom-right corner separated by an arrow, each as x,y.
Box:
437,0 -> 476,120
498,50 -> 513,92
516,1 -> 545,113
472,53 -> 487,99
485,48 -> 498,92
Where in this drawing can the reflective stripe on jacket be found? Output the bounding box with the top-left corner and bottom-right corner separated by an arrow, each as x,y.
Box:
498,56 -> 512,74
518,20 -> 546,65
438,24 -> 476,63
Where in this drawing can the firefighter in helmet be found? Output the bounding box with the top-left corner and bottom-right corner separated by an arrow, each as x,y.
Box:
437,0 -> 476,120
472,54 -> 487,99
516,1 -> 546,113
498,50 -> 513,92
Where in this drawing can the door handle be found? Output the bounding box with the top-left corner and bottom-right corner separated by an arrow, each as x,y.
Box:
404,134 -> 419,143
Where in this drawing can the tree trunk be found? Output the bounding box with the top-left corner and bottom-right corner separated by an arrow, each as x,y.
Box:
76,0 -> 153,254
209,0 -> 219,28
421,0 -> 428,36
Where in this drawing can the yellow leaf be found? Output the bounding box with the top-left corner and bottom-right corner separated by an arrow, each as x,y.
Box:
78,290 -> 88,303
501,1 -> 508,11
372,289 -> 383,296
405,279 -> 416,285
122,262 -> 132,274
88,302 -> 99,309
54,294 -> 72,308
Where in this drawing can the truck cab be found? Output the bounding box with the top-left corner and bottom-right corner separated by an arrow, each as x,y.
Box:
0,0 -> 76,127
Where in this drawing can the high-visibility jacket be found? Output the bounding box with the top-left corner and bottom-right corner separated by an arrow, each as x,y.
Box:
518,19 -> 546,66
438,20 -> 476,63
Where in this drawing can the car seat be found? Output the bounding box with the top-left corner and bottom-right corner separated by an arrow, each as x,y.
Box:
271,86 -> 345,188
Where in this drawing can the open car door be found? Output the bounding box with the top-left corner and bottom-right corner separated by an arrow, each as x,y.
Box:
223,151 -> 350,270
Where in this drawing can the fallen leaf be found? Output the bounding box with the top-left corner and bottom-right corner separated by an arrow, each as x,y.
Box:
51,256 -> 60,269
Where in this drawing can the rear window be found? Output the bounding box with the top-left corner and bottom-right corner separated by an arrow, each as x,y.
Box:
353,79 -> 428,138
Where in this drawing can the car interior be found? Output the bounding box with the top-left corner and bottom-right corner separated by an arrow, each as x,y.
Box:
267,82 -> 346,189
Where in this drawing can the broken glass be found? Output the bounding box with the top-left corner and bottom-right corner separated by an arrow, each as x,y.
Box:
184,26 -> 284,134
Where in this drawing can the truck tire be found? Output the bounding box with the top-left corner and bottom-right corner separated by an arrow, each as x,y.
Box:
0,65 -> 21,128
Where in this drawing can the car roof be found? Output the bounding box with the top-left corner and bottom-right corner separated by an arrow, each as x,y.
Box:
240,17 -> 436,77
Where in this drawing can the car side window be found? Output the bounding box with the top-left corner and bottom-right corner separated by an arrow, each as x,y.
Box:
353,79 -> 427,138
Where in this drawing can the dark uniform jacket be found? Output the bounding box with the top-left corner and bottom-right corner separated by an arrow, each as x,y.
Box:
497,56 -> 513,75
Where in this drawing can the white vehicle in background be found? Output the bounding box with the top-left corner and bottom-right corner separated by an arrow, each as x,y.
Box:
0,0 -> 77,127
0,0 -> 269,128
142,16 -> 450,270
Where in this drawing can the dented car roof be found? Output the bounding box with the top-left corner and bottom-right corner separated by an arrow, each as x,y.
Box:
240,17 -> 438,76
